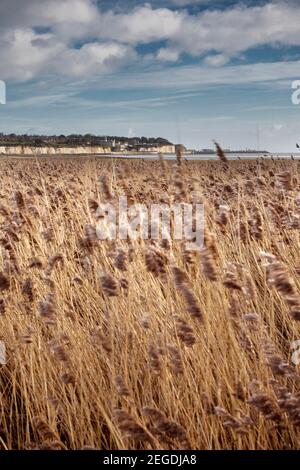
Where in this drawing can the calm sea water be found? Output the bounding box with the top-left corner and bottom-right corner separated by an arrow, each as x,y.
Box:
104,153 -> 300,161
6,152 -> 300,161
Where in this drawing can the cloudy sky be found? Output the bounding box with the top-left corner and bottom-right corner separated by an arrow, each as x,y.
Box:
0,0 -> 300,151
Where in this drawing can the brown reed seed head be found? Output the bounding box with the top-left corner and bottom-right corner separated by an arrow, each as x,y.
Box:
0,272 -> 10,292
100,272 -> 119,297
214,141 -> 228,163
38,293 -> 56,324
113,409 -> 150,442
22,278 -> 35,303
200,247 -> 217,281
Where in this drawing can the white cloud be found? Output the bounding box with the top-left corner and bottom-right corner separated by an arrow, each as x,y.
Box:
57,42 -> 136,77
92,60 -> 300,91
0,0 -> 99,28
1,1 -> 300,80
93,3 -> 300,57
162,3 -> 300,58
156,47 -> 180,62
203,54 -> 230,67
0,27 -> 136,80
0,28 -> 63,80
98,5 -> 184,44
169,0 -> 212,5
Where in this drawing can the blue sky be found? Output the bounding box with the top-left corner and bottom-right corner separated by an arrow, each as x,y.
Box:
0,0 -> 300,151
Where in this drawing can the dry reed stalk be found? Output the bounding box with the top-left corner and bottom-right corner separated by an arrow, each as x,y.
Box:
214,141 -> 228,163
260,251 -> 300,320
99,173 -> 113,200
214,406 -> 252,435
142,407 -> 191,449
171,265 -> 203,321
113,409 -> 152,443
2,157 -> 300,450
32,417 -> 65,449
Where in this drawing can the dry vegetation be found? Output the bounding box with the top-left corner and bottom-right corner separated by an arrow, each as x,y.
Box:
1,155 -> 300,450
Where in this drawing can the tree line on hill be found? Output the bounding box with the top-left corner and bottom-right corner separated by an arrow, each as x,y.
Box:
0,133 -> 173,147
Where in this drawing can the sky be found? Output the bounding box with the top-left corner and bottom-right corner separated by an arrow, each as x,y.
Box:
0,0 -> 300,151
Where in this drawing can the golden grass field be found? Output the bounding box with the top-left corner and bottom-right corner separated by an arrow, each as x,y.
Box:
1,155 -> 300,450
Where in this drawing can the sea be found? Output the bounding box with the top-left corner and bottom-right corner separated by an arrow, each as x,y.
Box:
102,152 -> 300,161
6,152 -> 300,161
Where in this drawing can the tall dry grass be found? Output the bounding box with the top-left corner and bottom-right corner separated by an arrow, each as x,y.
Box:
0,155 -> 300,450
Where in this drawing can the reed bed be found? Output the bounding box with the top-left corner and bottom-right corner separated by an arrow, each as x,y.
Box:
0,155 -> 300,450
